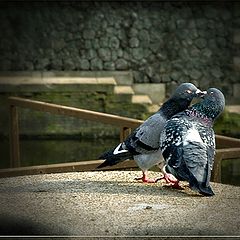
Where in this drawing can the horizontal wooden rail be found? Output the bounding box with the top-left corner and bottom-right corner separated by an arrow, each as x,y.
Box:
8,97 -> 143,128
0,160 -> 138,178
216,148 -> 240,159
215,135 -> 240,148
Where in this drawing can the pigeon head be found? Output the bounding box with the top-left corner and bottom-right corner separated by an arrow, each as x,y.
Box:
196,88 -> 225,120
160,83 -> 205,118
171,83 -> 205,102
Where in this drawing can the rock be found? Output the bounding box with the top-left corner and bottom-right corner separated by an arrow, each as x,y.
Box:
51,58 -> 63,70
189,69 -> 202,80
86,49 -> 97,60
129,37 -> 139,48
176,19 -> 186,29
98,48 -> 111,62
99,37 -> 109,48
90,58 -> 103,70
115,58 -> 128,70
170,71 -> 181,81
202,48 -> 212,58
128,28 -> 138,37
109,36 -> 120,49
103,61 -> 115,70
211,67 -> 224,78
149,43 -> 159,54
83,29 -> 96,40
79,59 -> 90,70
63,58 -> 75,70
132,48 -> 144,60
84,40 -> 91,49
195,38 -> 207,49
139,30 -> 150,48
133,71 -> 145,83
196,18 -> 207,29
143,18 -> 151,29
204,7 -> 218,19
161,74 -> 171,83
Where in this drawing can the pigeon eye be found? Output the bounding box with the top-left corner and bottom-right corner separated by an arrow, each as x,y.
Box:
185,89 -> 192,94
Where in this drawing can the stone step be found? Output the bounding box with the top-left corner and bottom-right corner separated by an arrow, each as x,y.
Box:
226,105 -> 240,114
112,86 -> 134,103
133,83 -> 165,104
131,95 -> 152,105
114,86 -> 134,95
0,75 -> 116,93
147,104 -> 161,113
43,71 -> 133,86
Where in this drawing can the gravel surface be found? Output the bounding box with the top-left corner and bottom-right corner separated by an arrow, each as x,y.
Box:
0,170 -> 239,238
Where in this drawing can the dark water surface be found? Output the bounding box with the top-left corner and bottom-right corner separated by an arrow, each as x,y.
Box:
0,138 -> 240,186
0,138 -> 119,168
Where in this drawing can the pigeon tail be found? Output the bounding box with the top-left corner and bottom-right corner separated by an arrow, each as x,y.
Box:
188,172 -> 215,196
97,143 -> 133,168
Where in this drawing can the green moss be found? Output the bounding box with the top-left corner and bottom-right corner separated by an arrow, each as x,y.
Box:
214,110 -> 240,138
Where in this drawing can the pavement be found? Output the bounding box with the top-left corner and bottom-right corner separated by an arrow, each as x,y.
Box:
0,170 -> 240,239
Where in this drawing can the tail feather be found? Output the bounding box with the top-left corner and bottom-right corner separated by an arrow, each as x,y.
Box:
97,143 -> 133,168
189,173 -> 215,196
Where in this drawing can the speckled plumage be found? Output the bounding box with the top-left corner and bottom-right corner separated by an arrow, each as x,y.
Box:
97,83 -> 204,182
160,88 -> 225,196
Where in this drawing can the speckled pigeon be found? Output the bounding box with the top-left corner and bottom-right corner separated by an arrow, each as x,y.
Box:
97,83 -> 205,182
160,88 -> 225,196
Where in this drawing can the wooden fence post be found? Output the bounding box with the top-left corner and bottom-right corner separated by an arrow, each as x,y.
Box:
120,127 -> 132,142
9,105 -> 20,168
212,152 -> 222,183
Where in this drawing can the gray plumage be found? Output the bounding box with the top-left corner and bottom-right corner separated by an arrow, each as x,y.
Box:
98,83 -> 204,182
160,88 -> 225,195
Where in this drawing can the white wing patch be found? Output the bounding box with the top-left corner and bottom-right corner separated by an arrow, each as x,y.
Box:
183,126 -> 203,146
113,143 -> 128,155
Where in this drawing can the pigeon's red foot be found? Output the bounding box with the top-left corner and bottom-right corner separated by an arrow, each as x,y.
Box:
159,173 -> 183,189
135,172 -> 158,183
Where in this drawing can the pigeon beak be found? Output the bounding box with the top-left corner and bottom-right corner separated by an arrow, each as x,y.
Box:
195,89 -> 207,98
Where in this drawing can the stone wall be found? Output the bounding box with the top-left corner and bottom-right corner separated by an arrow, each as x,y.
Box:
0,1 -> 239,101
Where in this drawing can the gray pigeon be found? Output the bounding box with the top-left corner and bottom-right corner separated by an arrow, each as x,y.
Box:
160,88 -> 225,196
97,83 -> 205,182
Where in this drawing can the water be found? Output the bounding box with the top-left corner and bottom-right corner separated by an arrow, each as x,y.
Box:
0,138 -> 119,168
0,138 -> 240,186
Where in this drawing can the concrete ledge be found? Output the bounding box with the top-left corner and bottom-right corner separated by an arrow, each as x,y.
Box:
114,86 -> 134,95
132,95 -> 152,104
0,75 -> 116,85
133,83 -> 165,104
0,76 -> 116,93
0,171 -> 239,236
226,105 -> 240,114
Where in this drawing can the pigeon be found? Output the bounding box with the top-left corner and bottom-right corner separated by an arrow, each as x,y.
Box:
97,83 -> 205,183
160,88 -> 225,196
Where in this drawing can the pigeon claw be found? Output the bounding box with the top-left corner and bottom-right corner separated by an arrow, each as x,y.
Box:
160,173 -> 183,189
134,176 -> 158,183
163,173 -> 178,183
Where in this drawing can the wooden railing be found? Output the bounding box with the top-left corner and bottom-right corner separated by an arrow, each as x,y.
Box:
1,96 -> 240,183
8,96 -> 142,168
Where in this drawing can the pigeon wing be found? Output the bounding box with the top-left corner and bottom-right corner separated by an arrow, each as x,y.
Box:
125,112 -> 166,154
98,112 -> 165,168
